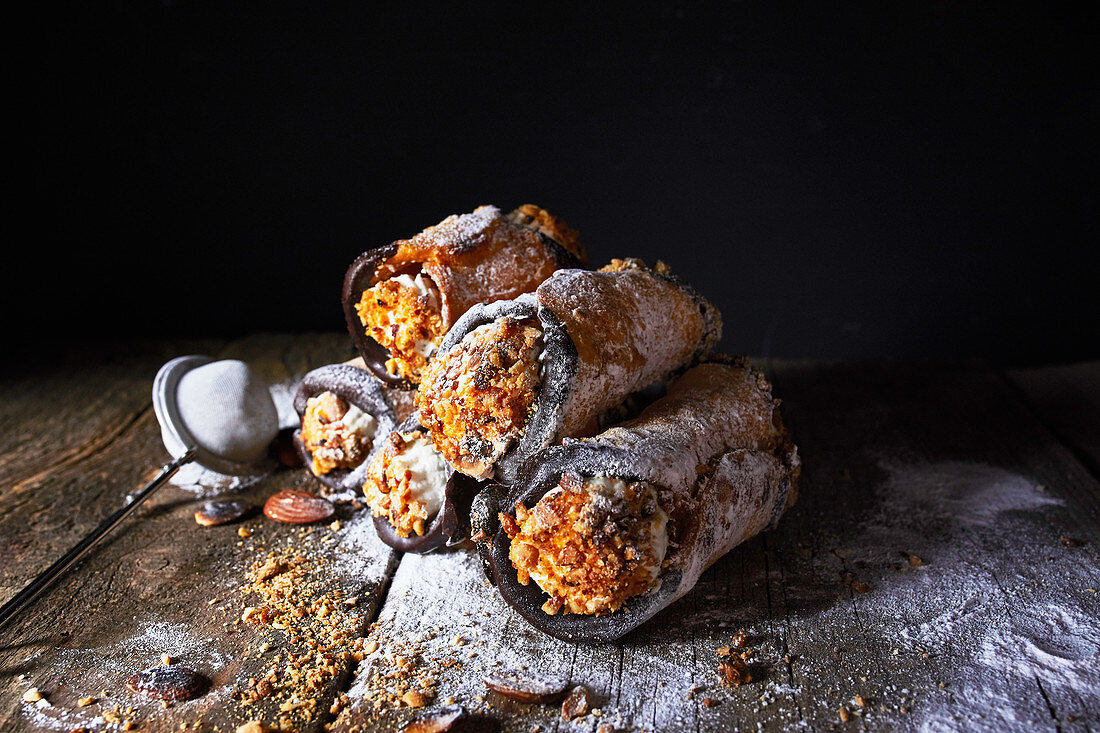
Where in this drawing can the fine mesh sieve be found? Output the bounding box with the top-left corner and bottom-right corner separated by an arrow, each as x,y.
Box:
0,356 -> 281,628
153,356 -> 279,475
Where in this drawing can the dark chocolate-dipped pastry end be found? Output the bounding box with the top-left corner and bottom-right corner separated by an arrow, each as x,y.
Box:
370,472 -> 482,554
292,363 -> 402,494
341,244 -> 414,389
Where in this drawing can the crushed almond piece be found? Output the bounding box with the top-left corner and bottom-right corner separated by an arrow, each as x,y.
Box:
719,659 -> 752,686
401,690 -> 429,708
500,512 -> 520,539
561,685 -> 591,721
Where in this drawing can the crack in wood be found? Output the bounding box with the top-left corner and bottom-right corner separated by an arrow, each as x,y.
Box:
9,405 -> 152,497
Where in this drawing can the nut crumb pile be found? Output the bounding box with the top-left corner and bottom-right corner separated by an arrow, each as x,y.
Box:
232,540 -> 368,730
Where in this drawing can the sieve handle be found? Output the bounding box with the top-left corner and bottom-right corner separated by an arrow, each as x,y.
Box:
0,447 -> 197,631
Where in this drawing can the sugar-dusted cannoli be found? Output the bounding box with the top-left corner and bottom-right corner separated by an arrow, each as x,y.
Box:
415,259 -> 722,485
342,204 -> 586,388
292,361 -> 415,495
473,358 -> 800,643
360,419 -> 482,553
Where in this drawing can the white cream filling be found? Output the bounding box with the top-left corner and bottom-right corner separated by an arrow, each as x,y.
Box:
389,433 -> 450,516
391,272 -> 438,304
339,402 -> 377,442
647,505 -> 670,577
587,476 -> 669,578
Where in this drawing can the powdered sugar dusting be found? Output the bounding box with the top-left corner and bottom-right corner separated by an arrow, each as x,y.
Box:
339,457 -> 1098,731
15,620 -> 235,731
822,460 -> 1099,729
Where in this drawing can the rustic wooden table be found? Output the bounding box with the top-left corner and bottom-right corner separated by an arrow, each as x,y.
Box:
1,336 -> 1097,732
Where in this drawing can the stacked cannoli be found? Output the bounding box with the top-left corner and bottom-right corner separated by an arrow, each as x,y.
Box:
476,357 -> 799,641
292,204 -> 800,641
294,204 -> 585,552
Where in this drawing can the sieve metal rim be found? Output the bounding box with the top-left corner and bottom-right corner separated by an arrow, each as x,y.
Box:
152,354 -> 274,476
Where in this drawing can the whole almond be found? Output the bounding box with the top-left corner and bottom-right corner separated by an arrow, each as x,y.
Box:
484,670 -> 568,703
263,490 -> 334,524
194,500 -> 254,526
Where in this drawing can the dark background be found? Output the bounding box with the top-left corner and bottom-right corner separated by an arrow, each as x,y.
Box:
18,2 -> 1099,365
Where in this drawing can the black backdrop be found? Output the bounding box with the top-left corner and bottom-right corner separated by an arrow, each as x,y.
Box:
19,2 -> 1099,365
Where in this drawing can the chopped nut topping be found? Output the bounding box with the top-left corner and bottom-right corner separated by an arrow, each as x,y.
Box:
508,477 -> 668,615
401,690 -> 430,708
362,431 -> 444,538
417,317 -> 544,479
299,391 -> 377,476
719,659 -> 752,686
356,272 -> 444,382
500,512 -> 521,539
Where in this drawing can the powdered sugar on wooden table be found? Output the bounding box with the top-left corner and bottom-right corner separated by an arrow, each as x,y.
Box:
336,457 -> 1098,731
863,460 -> 1099,730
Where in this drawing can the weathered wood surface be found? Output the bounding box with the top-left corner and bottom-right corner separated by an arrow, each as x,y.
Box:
0,334 -> 403,732
1008,361 -> 1100,479
333,359 -> 1100,732
2,346 -> 1098,732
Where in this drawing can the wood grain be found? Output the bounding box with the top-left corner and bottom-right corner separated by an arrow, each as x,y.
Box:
1008,361 -> 1100,479
2,347 -> 1098,732
0,334 -> 401,733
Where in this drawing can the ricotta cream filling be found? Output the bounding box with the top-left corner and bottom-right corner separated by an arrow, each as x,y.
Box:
386,432 -> 450,517
338,402 -> 377,441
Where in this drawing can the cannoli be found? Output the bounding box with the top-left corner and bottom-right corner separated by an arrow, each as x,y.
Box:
292,361 -> 415,495
474,358 -> 800,643
342,204 -> 586,388
294,361 -> 479,552
360,420 -> 481,553
415,259 -> 722,485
